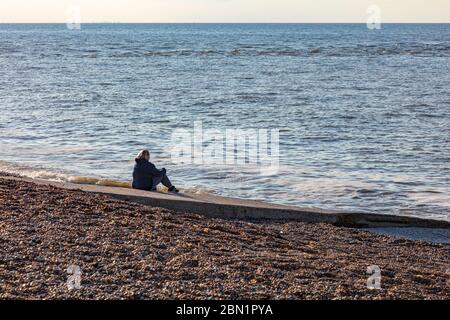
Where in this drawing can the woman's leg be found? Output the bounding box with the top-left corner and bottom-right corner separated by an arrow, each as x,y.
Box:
160,174 -> 173,189
152,173 -> 173,190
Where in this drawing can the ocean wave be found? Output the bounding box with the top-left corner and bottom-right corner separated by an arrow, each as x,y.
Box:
0,161 -> 70,182
173,44 -> 443,57
32,43 -> 450,58
29,43 -> 450,59
0,160 -> 132,188
0,160 -> 210,194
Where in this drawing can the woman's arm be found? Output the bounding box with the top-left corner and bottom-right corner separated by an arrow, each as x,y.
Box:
145,162 -> 165,177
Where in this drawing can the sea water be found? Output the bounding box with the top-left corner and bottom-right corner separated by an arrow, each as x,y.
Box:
0,23 -> 449,220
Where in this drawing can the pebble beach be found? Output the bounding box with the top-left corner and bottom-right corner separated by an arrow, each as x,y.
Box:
0,175 -> 448,299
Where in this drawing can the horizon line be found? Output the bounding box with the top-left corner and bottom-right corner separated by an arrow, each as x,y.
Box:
1,21 -> 450,24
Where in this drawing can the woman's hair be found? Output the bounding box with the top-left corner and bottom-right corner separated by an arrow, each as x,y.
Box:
135,149 -> 150,161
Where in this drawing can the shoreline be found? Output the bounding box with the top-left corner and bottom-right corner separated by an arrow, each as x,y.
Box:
2,173 -> 450,243
1,174 -> 449,229
0,175 -> 449,299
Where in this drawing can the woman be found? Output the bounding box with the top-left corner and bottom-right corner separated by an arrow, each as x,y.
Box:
132,150 -> 179,193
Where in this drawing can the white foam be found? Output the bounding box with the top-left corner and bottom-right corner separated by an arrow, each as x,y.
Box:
407,191 -> 450,208
0,160 -> 131,188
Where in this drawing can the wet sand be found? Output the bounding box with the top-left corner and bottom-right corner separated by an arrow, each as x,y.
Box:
0,176 -> 449,299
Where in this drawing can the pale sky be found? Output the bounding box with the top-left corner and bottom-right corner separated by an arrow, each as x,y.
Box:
1,0 -> 449,23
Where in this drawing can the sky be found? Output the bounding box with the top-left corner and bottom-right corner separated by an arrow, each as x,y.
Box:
1,0 -> 449,23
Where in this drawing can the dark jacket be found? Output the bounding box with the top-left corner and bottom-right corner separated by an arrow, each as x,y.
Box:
132,159 -> 165,191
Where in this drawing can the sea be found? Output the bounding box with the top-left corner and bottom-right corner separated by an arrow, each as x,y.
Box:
0,23 -> 449,221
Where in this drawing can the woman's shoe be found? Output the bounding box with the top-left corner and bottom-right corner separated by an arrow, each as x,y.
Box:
168,186 -> 179,193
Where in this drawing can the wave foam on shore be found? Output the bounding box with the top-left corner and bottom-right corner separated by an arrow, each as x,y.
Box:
0,160 -> 132,188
